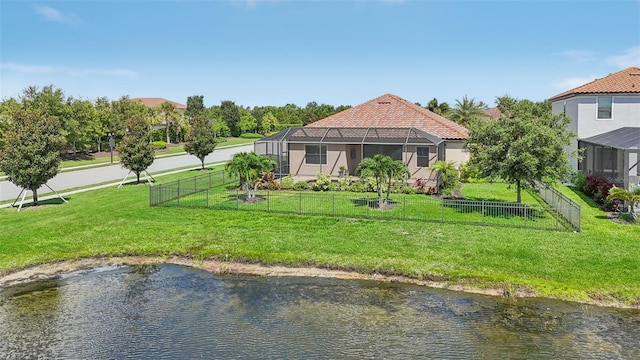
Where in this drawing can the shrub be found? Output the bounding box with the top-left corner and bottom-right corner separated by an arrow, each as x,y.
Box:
280,174 -> 294,190
402,186 -> 416,194
151,141 -> 167,150
459,161 -> 484,183
240,133 -> 264,139
571,171 -> 586,190
583,173 -> 615,202
312,172 -> 332,191
293,181 -> 309,191
337,176 -> 352,191
348,181 -> 366,193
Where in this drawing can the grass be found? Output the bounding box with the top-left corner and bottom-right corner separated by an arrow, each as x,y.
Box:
1,171 -> 639,307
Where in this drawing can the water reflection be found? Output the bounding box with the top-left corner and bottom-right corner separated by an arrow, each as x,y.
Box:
0,264 -> 638,359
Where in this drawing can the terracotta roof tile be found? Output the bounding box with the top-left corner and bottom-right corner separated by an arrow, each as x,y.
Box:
548,67 -> 640,102
306,94 -> 469,140
131,97 -> 187,110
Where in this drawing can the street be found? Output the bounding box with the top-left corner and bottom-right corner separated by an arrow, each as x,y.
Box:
0,144 -> 253,203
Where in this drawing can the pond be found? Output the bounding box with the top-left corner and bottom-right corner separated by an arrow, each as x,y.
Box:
1,264 -> 638,359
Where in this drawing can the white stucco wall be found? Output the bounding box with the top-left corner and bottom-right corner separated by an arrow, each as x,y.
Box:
552,94 -> 640,169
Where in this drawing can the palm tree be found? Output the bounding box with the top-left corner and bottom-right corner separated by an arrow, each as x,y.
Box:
451,95 -> 486,127
158,101 -> 179,143
430,160 -> 459,196
607,186 -> 640,221
426,97 -> 451,117
226,152 -> 275,199
356,154 -> 408,208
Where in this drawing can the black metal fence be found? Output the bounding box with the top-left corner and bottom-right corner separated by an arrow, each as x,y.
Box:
150,176 -> 580,231
534,181 -> 581,232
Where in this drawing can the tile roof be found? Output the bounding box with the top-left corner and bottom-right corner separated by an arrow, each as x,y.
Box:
548,67 -> 640,102
131,97 -> 187,110
306,93 -> 469,140
484,107 -> 503,119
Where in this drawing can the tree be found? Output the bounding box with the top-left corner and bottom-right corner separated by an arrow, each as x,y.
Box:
118,115 -> 154,184
426,97 -> 451,117
221,100 -> 241,136
184,115 -> 217,170
158,101 -> 180,143
466,99 -> 574,203
65,97 -> 97,153
239,112 -> 258,134
186,95 -> 205,119
356,154 -> 408,208
430,160 -> 459,196
451,95 -> 486,127
225,152 -> 275,199
261,112 -> 278,133
0,109 -> 65,205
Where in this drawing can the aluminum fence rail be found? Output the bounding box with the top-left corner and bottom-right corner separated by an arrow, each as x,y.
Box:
534,181 -> 581,232
149,170 -> 237,207
151,182 -> 579,231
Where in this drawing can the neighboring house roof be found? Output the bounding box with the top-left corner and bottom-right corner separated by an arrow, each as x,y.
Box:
580,127 -> 640,150
306,94 -> 469,140
258,127 -> 444,146
131,97 -> 187,110
548,67 -> 640,102
484,107 -> 502,119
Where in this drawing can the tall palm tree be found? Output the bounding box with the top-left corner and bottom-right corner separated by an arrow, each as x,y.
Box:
158,101 -> 179,143
451,95 -> 486,127
356,154 -> 408,208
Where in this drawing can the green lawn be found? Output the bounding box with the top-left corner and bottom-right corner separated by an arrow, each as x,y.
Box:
1,172 -> 638,306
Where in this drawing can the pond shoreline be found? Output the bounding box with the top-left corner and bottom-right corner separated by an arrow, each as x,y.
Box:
1,256 -> 638,310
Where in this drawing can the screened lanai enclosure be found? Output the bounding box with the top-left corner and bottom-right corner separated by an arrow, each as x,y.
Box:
578,127 -> 640,190
254,127 -> 445,182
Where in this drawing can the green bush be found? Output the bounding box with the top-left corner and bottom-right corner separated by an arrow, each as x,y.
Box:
280,174 -> 294,190
402,186 -> 417,194
459,161 -> 483,183
293,181 -> 309,191
337,176 -> 353,191
240,133 -> 264,139
151,141 -> 167,150
312,172 -> 332,191
571,171 -> 586,190
348,181 -> 366,193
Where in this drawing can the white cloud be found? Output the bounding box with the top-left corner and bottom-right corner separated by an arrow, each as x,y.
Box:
605,46 -> 640,68
0,63 -> 139,78
559,49 -> 596,63
34,5 -> 80,25
552,76 -> 597,91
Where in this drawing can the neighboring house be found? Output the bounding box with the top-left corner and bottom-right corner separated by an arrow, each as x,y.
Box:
255,94 -> 469,183
484,107 -> 503,120
548,67 -> 640,170
132,97 -> 187,112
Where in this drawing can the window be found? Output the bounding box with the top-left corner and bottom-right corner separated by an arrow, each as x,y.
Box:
597,97 -> 612,119
305,144 -> 326,164
363,145 -> 402,161
417,147 -> 430,167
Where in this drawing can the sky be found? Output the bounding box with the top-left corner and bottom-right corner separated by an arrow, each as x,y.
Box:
1,0 -> 639,108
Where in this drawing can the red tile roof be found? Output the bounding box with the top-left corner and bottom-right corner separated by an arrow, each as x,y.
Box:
131,97 -> 187,110
548,67 -> 640,102
306,94 -> 469,140
484,107 -> 503,119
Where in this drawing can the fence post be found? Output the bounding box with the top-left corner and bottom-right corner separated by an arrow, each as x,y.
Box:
206,189 -> 209,208
333,193 -> 335,217
403,196 -> 406,220
236,189 -> 239,210
268,190 -> 270,212
209,172 -> 212,189
299,191 -> 302,215
177,180 -> 180,207
482,200 -> 485,225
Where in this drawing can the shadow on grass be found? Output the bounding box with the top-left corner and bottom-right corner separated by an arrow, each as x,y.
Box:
13,197 -> 72,209
350,197 -> 398,209
441,198 -> 548,220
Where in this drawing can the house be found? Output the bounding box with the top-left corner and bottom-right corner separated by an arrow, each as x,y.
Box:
548,67 -> 640,189
548,67 -> 640,167
132,97 -> 187,112
255,94 -> 469,184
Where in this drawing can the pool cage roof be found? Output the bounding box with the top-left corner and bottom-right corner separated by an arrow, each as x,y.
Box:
257,127 -> 444,146
580,127 -> 640,150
